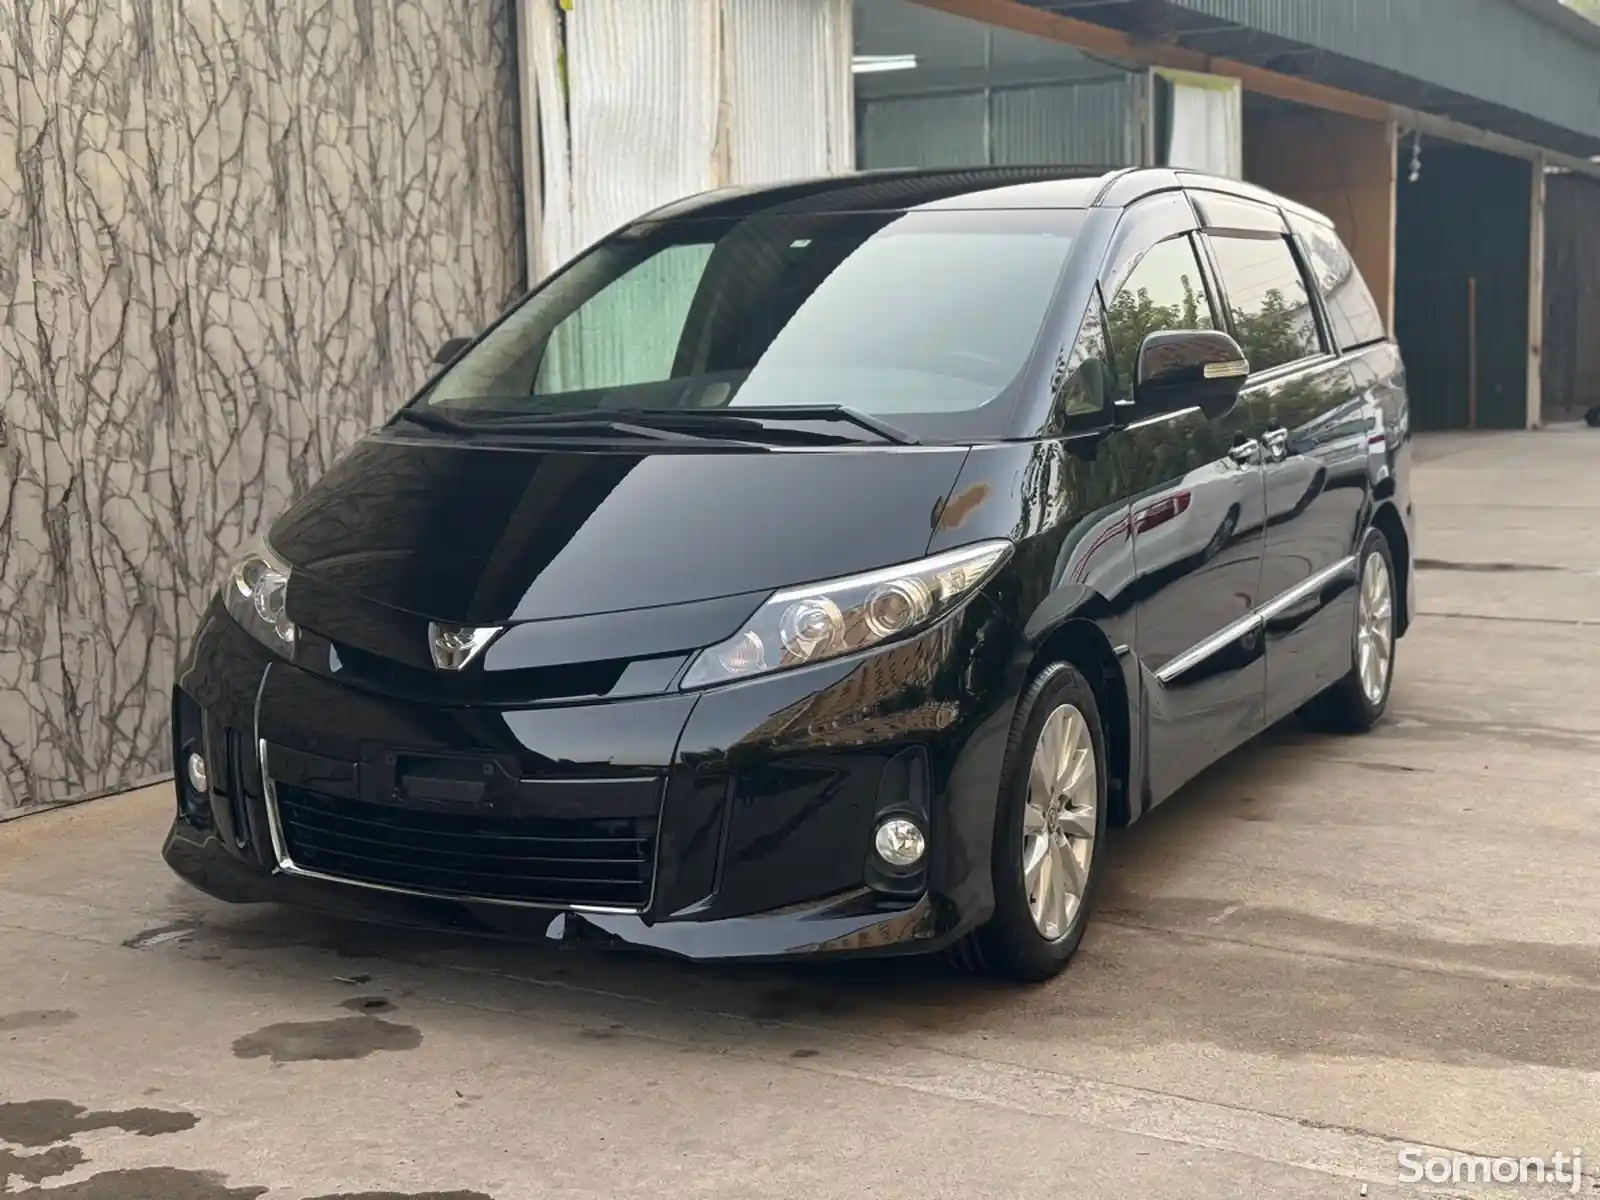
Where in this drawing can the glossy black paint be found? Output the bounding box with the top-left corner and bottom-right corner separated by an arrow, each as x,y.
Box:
272,440 -> 970,624
165,167 -> 1416,964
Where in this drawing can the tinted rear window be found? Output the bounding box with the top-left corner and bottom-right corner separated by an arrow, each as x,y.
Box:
422,209 -> 1084,443
1289,215 -> 1387,351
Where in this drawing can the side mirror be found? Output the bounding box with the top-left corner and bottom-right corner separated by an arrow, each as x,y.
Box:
433,336 -> 472,366
1130,329 -> 1249,422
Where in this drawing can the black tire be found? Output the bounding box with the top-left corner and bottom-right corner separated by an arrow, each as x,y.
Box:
1299,526 -> 1397,734
951,662 -> 1109,983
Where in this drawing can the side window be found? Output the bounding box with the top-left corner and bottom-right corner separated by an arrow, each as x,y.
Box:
1048,295 -> 1114,427
534,243 -> 715,394
1288,215 -> 1386,351
1206,234 -> 1325,374
1103,235 -> 1216,405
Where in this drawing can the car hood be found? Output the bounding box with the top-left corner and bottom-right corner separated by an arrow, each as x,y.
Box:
270,433 -> 972,626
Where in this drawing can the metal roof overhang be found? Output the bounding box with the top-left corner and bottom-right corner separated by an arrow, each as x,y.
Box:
1024,0 -> 1600,161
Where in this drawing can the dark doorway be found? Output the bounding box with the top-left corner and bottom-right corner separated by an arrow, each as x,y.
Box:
1394,138 -> 1532,430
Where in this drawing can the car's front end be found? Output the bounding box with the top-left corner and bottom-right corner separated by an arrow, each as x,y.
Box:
164,438 -> 1030,962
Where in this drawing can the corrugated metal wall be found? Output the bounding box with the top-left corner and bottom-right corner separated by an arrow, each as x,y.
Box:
859,77 -> 1137,169
1167,0 -> 1600,147
1542,173 -> 1600,420
853,0 -> 1140,171
860,93 -> 988,168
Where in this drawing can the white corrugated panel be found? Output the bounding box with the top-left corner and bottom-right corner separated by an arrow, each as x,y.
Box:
518,0 -> 572,278
521,0 -> 854,279
725,0 -> 854,184
566,0 -> 722,240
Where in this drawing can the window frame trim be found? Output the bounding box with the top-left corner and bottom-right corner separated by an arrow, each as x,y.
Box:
1199,226 -> 1334,381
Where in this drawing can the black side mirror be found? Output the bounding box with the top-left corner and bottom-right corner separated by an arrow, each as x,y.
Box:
1129,329 -> 1249,422
433,336 -> 472,366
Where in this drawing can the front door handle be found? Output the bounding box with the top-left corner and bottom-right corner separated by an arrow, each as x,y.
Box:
1228,438 -> 1260,466
1262,427 -> 1289,462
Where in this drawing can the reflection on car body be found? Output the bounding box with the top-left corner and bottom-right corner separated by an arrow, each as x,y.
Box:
165,166 -> 1416,981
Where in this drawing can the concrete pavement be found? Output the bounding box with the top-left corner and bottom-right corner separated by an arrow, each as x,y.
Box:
4,430 -> 1599,1199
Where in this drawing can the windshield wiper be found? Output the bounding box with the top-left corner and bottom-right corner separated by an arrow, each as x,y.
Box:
391,406 -> 749,446
710,405 -> 919,446
467,410 -> 767,446
556,405 -> 919,446
392,404 -> 918,447
391,406 -> 475,433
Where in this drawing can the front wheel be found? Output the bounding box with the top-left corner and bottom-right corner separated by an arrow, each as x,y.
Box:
1300,527 -> 1397,734
953,663 -> 1108,982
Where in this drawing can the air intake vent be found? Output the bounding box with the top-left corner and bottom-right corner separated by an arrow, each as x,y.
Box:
275,785 -> 655,909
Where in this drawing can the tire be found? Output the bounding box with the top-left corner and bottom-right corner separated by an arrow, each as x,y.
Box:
952,662 -> 1109,982
1299,526 -> 1397,734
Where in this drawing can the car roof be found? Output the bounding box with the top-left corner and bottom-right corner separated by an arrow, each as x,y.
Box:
636,166 -> 1337,230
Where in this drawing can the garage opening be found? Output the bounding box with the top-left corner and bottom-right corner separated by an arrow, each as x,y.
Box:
1393,137 -> 1533,430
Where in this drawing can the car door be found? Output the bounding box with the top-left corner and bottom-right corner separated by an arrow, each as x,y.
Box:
1198,210 -> 1370,724
1099,205 -> 1268,805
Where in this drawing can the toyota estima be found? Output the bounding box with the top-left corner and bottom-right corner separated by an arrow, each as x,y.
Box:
167,166 -> 1415,981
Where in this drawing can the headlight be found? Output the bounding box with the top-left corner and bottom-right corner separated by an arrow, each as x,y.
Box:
680,540 -> 1011,689
223,537 -> 297,656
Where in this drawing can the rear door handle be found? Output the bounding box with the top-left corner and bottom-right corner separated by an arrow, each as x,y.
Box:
1228,438 -> 1260,466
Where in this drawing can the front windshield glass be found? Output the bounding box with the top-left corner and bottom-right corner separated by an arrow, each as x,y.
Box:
420,208 -> 1082,442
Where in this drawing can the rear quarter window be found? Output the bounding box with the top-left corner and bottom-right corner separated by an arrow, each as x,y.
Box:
1289,215 -> 1386,352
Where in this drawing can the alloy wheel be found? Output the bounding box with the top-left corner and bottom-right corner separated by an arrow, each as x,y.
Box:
1356,549 -> 1395,705
1022,703 -> 1098,940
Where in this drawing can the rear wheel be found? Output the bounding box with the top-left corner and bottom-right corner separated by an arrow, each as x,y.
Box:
953,663 -> 1108,982
1300,527 -> 1396,734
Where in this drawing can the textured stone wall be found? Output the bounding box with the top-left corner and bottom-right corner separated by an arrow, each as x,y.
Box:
0,1 -> 525,809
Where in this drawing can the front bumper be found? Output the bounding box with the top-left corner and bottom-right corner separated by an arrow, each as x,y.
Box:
165,596 -> 1016,963
163,817 -> 941,959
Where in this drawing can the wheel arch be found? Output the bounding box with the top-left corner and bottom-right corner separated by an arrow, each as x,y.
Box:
1026,617 -> 1134,828
1370,500 -> 1411,638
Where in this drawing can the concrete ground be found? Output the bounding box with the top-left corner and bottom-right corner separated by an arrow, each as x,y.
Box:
4,430 -> 1599,1200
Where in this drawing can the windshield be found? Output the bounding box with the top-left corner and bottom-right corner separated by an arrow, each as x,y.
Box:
419,208 -> 1083,442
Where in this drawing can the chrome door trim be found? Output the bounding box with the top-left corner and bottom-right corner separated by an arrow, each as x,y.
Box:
1153,554 -> 1357,686
1153,609 -> 1262,685
1255,554 -> 1357,623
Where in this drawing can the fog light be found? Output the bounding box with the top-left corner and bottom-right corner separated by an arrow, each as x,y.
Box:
873,817 -> 926,868
185,751 -> 209,795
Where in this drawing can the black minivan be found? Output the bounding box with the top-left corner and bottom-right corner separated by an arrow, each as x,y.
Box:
166,166 -> 1415,981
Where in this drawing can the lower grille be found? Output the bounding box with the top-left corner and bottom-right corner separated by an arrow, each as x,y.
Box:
274,785 -> 655,909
